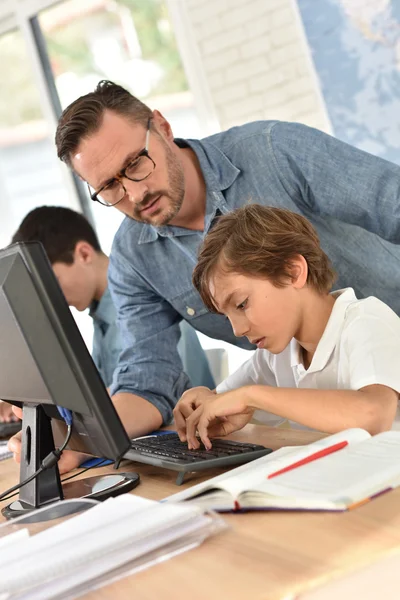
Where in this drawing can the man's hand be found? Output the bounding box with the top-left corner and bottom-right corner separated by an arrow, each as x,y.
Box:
190,388 -> 255,450
173,386 -> 215,442
9,405 -> 87,475
0,402 -> 18,423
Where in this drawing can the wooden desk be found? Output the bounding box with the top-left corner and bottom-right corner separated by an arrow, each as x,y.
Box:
2,425 -> 400,600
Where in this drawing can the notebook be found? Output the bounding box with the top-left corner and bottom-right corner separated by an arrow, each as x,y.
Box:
0,495 -> 225,599
165,428 -> 400,512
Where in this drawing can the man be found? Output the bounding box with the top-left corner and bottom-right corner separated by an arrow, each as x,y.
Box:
10,80 -> 400,469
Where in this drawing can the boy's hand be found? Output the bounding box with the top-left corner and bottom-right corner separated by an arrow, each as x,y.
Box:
0,402 -> 18,423
173,386 -> 215,442
189,388 -> 255,450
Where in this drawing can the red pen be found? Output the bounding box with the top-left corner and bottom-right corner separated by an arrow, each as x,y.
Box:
267,440 -> 348,479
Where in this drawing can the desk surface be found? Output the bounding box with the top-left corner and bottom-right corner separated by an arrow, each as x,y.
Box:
2,425 -> 400,600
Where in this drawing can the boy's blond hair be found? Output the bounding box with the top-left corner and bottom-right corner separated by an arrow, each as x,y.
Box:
193,204 -> 337,312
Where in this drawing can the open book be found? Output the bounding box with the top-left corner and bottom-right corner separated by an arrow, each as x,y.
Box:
166,428 -> 400,512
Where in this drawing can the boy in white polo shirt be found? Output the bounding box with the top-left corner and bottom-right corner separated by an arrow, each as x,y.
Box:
173,204 -> 400,449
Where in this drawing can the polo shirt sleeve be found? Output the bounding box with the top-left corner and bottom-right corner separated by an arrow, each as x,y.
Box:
216,349 -> 277,393
342,299 -> 400,393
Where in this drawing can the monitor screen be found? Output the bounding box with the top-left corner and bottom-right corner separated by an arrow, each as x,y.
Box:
0,242 -> 133,516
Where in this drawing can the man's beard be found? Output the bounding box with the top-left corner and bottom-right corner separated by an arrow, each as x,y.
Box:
132,144 -> 185,226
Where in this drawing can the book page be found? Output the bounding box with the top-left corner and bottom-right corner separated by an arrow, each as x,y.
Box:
254,431 -> 400,503
166,428 -> 369,505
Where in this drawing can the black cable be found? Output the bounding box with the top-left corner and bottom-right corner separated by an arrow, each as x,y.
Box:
0,457 -> 114,503
0,424 -> 73,502
60,458 -> 111,483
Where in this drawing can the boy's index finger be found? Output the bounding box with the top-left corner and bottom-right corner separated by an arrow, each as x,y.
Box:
197,413 -> 212,450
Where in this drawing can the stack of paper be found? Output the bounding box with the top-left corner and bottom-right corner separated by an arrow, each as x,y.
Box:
0,495 -> 224,599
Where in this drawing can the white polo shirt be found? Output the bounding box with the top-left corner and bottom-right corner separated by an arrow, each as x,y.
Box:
216,288 -> 400,430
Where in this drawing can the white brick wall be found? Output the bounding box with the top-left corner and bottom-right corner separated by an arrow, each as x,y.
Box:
182,0 -> 331,133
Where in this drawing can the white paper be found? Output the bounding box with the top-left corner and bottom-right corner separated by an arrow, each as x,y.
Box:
257,431 -> 400,502
0,495 -> 206,596
0,529 -> 29,550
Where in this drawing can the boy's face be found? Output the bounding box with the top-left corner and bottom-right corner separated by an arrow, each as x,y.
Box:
210,271 -> 303,354
53,254 -> 98,312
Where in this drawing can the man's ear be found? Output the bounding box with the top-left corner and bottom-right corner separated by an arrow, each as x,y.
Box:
289,255 -> 308,289
73,241 -> 95,265
152,110 -> 174,142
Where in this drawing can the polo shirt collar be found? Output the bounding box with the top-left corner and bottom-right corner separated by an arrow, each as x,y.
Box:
290,287 -> 358,373
138,137 -> 240,245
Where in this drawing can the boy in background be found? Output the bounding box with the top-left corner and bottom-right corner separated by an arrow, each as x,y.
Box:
174,205 -> 400,449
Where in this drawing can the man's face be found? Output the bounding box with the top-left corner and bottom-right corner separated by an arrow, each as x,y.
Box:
71,110 -> 185,227
53,260 -> 97,312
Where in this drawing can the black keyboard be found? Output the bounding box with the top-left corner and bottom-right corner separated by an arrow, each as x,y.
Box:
125,433 -> 272,485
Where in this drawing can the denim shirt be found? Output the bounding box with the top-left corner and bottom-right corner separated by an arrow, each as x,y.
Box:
90,288 -> 214,391
108,120 -> 400,423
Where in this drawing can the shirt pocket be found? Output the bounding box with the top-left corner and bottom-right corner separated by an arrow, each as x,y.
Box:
169,288 -> 209,322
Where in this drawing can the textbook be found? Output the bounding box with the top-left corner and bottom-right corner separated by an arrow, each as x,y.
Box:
166,428 -> 400,512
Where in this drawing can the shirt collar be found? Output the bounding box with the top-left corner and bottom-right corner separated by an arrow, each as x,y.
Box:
89,287 -> 116,326
138,137 -> 240,245
301,287 -> 358,373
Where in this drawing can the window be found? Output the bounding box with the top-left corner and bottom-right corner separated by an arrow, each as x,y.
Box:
0,28 -> 73,249
38,0 -> 204,253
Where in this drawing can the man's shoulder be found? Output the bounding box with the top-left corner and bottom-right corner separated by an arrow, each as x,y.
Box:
201,120 -> 277,152
200,119 -> 317,152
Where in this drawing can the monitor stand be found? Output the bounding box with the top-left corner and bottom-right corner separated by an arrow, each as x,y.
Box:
1,405 -> 139,521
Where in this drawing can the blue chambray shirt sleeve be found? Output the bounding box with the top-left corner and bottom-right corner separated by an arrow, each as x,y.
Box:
107,248 -> 190,425
268,121 -> 400,243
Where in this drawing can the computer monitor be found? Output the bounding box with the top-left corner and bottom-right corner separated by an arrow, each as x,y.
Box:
0,241 -> 138,519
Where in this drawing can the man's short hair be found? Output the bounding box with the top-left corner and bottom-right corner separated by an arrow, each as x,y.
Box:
11,205 -> 102,265
193,204 -> 337,312
55,80 -> 153,167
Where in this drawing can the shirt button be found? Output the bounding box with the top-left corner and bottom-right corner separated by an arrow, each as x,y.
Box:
186,307 -> 195,316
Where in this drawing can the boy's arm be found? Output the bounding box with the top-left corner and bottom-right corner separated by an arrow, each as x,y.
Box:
243,384 -> 398,434
195,384 -> 399,449
174,349 -> 274,440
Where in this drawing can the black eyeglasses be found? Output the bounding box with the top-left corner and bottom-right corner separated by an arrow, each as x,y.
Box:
88,118 -> 156,207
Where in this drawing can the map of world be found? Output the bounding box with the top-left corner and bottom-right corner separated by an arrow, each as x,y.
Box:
298,0 -> 400,163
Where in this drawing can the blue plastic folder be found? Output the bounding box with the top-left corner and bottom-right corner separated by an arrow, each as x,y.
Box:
80,430 -> 176,468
